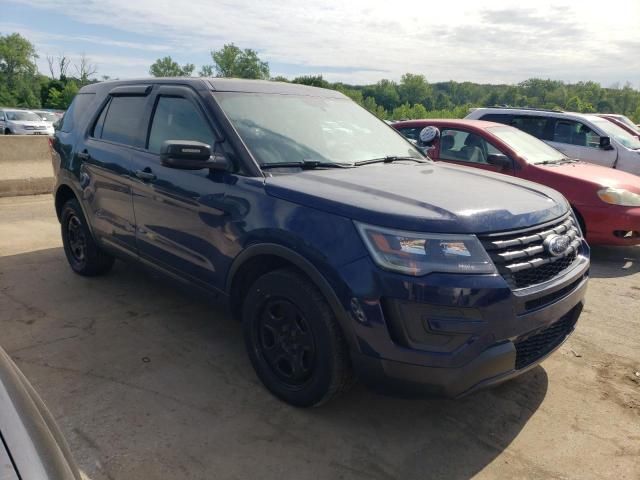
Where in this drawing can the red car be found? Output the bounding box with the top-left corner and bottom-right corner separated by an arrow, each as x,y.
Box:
394,119 -> 640,246
596,114 -> 640,140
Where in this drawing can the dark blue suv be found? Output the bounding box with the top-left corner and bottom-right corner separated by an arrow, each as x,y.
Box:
51,78 -> 589,406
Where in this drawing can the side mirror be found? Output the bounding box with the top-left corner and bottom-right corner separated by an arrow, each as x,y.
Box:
599,136 -> 613,150
487,153 -> 512,170
160,140 -> 229,171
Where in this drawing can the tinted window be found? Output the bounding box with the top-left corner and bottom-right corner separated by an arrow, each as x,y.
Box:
92,99 -> 110,138
60,93 -> 95,133
552,120 -> 599,147
510,116 -> 552,140
147,97 -> 215,154
478,113 -> 510,124
100,96 -> 146,146
440,129 -> 497,164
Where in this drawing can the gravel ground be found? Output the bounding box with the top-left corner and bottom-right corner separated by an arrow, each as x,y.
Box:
0,195 -> 638,480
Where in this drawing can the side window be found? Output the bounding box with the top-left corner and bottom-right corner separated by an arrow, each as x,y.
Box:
92,99 -> 110,139
0,112 -> 5,121
147,96 -> 215,154
552,120 -> 599,148
479,113 -> 510,125
440,129 -> 492,164
60,93 -> 95,133
509,116 -> 551,140
99,96 -> 147,146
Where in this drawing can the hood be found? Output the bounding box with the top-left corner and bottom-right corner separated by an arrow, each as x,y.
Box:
7,120 -> 50,128
533,161 -> 640,193
265,162 -> 568,233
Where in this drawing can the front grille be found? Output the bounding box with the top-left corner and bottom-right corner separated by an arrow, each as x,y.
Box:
479,214 -> 582,289
514,312 -> 576,369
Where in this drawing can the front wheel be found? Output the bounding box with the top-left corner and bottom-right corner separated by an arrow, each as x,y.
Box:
61,199 -> 114,276
242,268 -> 353,407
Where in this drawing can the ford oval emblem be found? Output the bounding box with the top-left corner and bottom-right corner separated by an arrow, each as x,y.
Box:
544,234 -> 571,257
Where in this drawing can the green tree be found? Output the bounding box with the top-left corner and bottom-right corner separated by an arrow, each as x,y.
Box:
45,87 -> 64,109
208,43 -> 269,79
149,56 -> 194,77
292,75 -> 330,88
198,64 -> 214,77
0,33 -> 38,89
398,73 -> 431,107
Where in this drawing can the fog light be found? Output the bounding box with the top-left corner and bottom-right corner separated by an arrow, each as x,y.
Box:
614,230 -> 640,239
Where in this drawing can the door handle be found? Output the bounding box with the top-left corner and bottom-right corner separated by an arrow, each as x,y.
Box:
135,169 -> 156,181
77,151 -> 90,161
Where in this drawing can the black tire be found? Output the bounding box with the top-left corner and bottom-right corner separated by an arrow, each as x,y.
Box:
61,199 -> 114,276
242,268 -> 353,407
4,129 -> 11,135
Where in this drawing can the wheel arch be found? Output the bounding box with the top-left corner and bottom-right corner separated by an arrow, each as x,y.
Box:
226,243 -> 358,350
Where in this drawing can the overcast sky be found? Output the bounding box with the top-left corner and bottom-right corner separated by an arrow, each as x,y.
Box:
3,0 -> 640,86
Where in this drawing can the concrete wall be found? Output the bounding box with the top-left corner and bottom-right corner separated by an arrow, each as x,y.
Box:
0,136 -> 54,197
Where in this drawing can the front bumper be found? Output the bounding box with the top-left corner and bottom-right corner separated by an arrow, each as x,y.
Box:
580,204 -> 640,246
11,127 -> 53,136
338,248 -> 589,398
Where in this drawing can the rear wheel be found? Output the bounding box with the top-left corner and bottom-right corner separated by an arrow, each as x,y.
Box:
242,268 -> 353,407
61,199 -> 114,276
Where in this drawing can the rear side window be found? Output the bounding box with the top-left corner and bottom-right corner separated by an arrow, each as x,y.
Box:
97,96 -> 147,146
509,116 -> 552,140
60,93 -> 95,133
147,96 -> 215,154
478,113 -> 510,124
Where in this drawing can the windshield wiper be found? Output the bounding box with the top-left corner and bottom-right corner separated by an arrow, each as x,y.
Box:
538,157 -> 578,166
259,159 -> 354,170
354,156 -> 426,166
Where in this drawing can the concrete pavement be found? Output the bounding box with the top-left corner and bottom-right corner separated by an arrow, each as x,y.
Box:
0,195 -> 638,479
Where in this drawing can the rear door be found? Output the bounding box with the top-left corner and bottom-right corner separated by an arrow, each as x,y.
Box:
79,87 -> 152,254
546,118 -> 617,168
130,85 -> 234,290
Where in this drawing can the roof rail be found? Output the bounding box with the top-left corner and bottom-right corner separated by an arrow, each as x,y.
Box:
484,105 -> 564,113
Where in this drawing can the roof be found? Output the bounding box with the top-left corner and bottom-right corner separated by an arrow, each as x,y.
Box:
468,107 -> 604,123
80,77 -> 346,98
393,119 -> 502,129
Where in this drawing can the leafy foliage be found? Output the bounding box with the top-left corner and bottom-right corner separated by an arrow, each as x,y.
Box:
205,43 -> 270,80
149,56 -> 195,77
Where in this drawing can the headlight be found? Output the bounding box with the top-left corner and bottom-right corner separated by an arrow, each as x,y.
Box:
597,187 -> 640,207
355,222 -> 496,276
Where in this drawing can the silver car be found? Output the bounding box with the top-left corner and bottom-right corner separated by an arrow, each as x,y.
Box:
0,346 -> 81,479
0,109 -> 55,136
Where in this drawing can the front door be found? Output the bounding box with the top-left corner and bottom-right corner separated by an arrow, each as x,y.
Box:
545,118 -> 618,168
435,128 -> 515,175
130,86 -> 235,291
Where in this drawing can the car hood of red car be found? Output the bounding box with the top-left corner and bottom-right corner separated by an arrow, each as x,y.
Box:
533,161 -> 640,193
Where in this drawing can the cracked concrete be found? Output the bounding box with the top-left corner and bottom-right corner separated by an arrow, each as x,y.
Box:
0,195 -> 638,479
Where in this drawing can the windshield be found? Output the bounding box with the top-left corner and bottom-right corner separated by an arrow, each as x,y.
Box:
5,111 -> 42,122
214,92 -> 421,166
591,118 -> 640,150
613,115 -> 639,131
36,112 -> 57,122
487,126 -> 566,164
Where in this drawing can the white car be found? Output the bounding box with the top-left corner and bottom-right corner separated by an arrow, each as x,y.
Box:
33,110 -> 63,125
0,109 -> 55,136
466,107 -> 640,176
